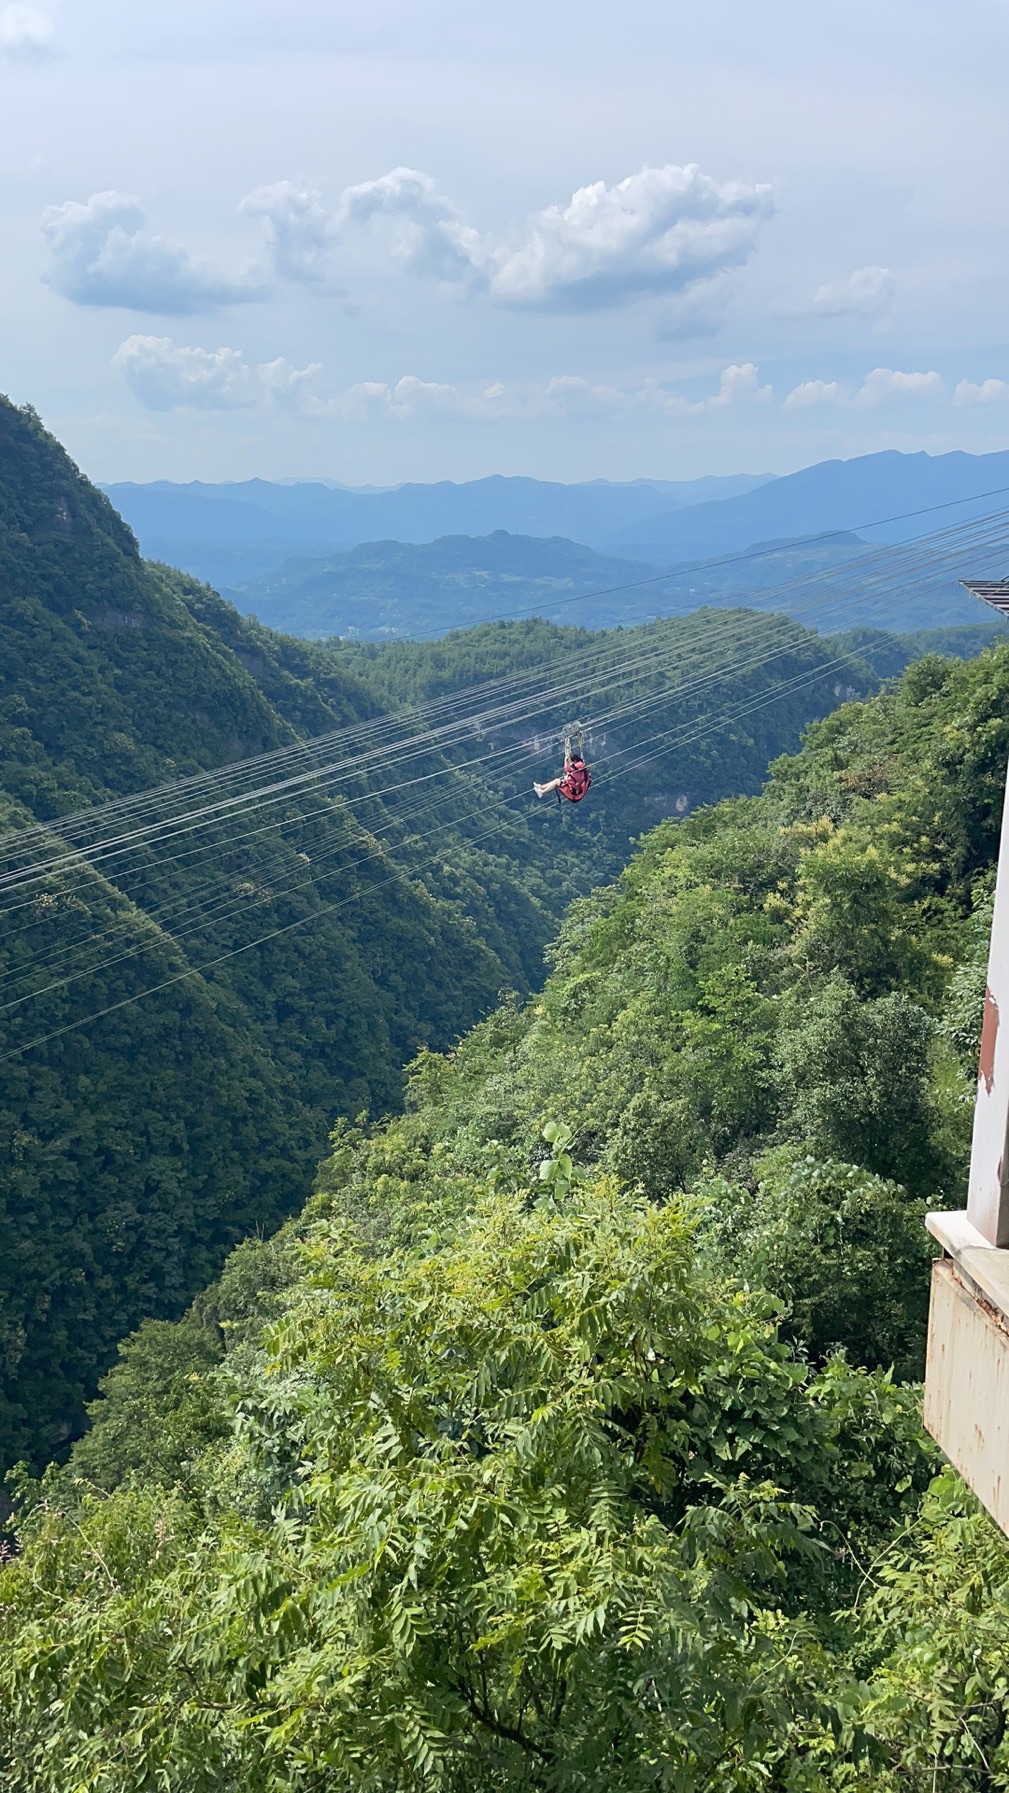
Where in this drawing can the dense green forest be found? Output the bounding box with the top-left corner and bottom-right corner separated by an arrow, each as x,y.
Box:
0,395 -> 894,1473
6,637 -> 1009,1785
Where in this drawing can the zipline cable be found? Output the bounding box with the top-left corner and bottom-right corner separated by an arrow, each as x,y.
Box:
3,478 -> 1007,867
0,626 -> 862,1014
3,498 -> 996,1032
2,495 -> 1003,897
0,628 -> 912,1065
1,497 -> 1007,1029
1,502 -> 1003,982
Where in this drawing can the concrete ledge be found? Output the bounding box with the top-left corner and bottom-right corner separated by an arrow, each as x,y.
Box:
926,1209 -> 1009,1320
926,1209 -> 996,1254
925,1259 -> 1009,1532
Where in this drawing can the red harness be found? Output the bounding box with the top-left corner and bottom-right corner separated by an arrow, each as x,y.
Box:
558,758 -> 591,803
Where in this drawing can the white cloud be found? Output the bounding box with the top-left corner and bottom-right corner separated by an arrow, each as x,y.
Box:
489,165 -> 773,311
954,377 -> 1009,406
543,375 -> 634,416
109,354 -> 789,427
334,167 -> 488,283
257,355 -> 325,402
808,265 -> 895,318
331,374 -> 510,420
544,363 -> 771,417
113,335 -> 322,410
783,378 -> 845,410
650,361 -> 772,415
46,161 -> 772,324
239,182 -> 334,284
0,4 -> 56,59
852,366 -> 944,408
329,160 -> 773,314
782,369 -> 945,411
42,192 -> 261,314
114,354 -> 781,427
705,361 -> 772,408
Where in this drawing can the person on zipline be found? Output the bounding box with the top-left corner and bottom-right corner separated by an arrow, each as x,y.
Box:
533,730 -> 591,803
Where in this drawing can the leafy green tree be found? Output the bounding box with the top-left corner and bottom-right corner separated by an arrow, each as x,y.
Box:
776,976 -> 944,1194
0,1180 -> 930,1790
697,1149 -> 933,1378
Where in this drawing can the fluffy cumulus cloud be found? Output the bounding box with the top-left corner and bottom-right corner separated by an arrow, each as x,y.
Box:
111,350 -> 786,426
333,167 -> 488,283
852,366 -> 943,408
783,368 -> 944,410
488,165 -> 774,311
955,377 -> 1009,406
644,362 -> 772,415
321,161 -> 773,314
783,378 -> 845,410
543,376 -> 635,417
45,161 -> 772,324
43,193 -> 261,314
327,364 -> 774,423
807,266 -> 895,318
545,363 -> 771,418
238,182 -> 334,284
0,3 -> 56,58
701,361 -> 772,408
332,375 -> 510,421
113,335 -> 322,410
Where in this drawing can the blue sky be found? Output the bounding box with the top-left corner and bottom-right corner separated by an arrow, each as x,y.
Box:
2,0 -> 1009,483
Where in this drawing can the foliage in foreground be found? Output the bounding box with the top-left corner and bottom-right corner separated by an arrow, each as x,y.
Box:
9,640 -> 1009,1781
0,1179 -> 940,1791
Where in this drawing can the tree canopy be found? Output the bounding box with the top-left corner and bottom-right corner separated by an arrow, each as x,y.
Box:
7,629 -> 1009,1784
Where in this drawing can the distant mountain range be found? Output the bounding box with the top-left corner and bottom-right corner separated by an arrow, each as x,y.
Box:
610,448 -> 1009,563
102,472 -> 773,590
104,448 -> 1009,639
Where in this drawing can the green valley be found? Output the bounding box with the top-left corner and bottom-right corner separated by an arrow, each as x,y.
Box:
0,398 -> 881,1470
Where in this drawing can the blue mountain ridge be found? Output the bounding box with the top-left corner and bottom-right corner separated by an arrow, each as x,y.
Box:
102,472 -> 772,589
103,449 -> 1009,634
605,448 -> 1009,562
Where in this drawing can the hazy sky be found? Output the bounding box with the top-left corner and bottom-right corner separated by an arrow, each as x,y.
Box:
3,0 -> 1009,484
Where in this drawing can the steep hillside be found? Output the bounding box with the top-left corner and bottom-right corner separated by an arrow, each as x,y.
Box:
0,402 -> 546,1465
9,642 -> 1009,1786
0,400 -> 873,1471
319,632 -> 1009,1307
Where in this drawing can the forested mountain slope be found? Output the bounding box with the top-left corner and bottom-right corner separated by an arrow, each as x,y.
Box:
229,531 -> 660,638
231,528 -> 1007,640
0,402 -> 541,1467
0,398 -> 875,1472
7,642 -> 1009,1786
